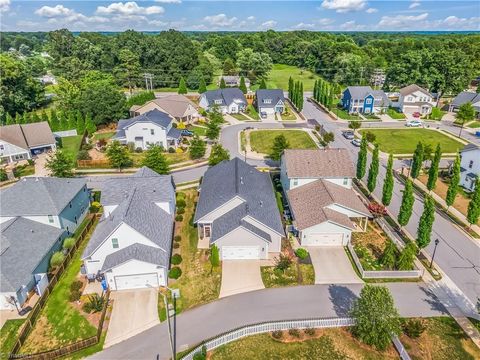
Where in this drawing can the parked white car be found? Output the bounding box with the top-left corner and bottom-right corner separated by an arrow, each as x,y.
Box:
405,120 -> 422,127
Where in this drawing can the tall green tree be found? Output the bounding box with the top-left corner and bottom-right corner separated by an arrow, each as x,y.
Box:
59,111 -> 68,131
67,112 -> 76,130
356,137 -> 368,180
259,78 -> 267,90
297,82 -> 304,111
239,76 -> 247,94
222,58 -> 237,76
288,76 -> 294,101
416,195 -> 435,249
208,144 -> 230,166
40,110 -> 49,124
467,179 -> 480,227
398,179 -> 415,227
410,142 -> 424,179
142,145 -> 169,174
236,48 -> 272,81
397,241 -> 417,270
114,48 -> 141,94
367,143 -> 379,193
85,113 -> 96,135
189,136 -> 206,159
382,154 -> 394,206
178,77 -> 188,94
106,140 -> 132,171
427,144 -> 441,191
4,113 -> 14,125
14,113 -> 21,125
381,239 -> 397,270
446,153 -> 461,209
75,110 -> 85,135
270,134 -> 290,161
45,150 -> 74,177
455,102 -> 475,137
198,78 -> 207,94
350,285 -> 401,351
206,120 -> 221,141
219,77 -> 226,89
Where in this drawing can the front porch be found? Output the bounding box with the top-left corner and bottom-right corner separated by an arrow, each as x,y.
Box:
197,223 -> 211,249
352,216 -> 369,232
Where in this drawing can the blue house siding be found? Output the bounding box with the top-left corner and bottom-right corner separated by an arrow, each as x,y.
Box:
59,186 -> 90,235
342,89 -> 353,112
363,94 -> 374,114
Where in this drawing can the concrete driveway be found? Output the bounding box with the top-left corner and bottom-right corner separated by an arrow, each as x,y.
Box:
104,288 -> 159,348
307,247 -> 363,285
219,260 -> 265,298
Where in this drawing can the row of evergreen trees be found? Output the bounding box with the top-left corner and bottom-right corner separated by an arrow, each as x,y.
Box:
2,109 -> 96,135
312,79 -> 338,110
288,77 -> 304,111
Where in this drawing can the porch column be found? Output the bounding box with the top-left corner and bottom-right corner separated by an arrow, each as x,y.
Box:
363,217 -> 368,232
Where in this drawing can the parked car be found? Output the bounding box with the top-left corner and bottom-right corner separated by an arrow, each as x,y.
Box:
351,139 -> 361,147
181,129 -> 194,136
260,111 -> 267,119
405,120 -> 422,127
413,112 -> 421,118
342,131 -> 354,140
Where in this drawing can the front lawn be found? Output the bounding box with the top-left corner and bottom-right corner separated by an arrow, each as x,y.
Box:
13,164 -> 35,178
130,151 -> 191,167
188,125 -> 207,137
230,113 -> 249,121
358,128 -> 464,154
60,135 -> 83,161
261,264 -> 314,288
265,64 -> 319,91
467,121 -> 480,128
1,319 -> 25,359
333,106 -> 361,120
387,107 -> 406,120
244,104 -> 260,120
92,131 -> 115,141
281,105 -> 297,121
249,130 -> 317,155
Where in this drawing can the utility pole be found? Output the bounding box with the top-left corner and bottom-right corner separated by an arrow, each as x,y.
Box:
143,73 -> 154,91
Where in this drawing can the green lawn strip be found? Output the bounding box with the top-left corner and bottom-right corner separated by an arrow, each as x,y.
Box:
364,114 -> 380,120
188,125 -> 207,136
13,164 -> 35,178
267,64 -> 319,91
61,333 -> 106,360
249,130 -> 317,154
230,113 -> 249,121
245,105 -> 260,120
92,132 -> 116,141
281,106 -> 297,121
61,135 -> 83,161
260,264 -> 314,288
386,107 -> 406,120
1,319 -> 25,359
240,131 -> 246,152
333,106 -> 361,120
358,128 -> 464,154
130,151 -> 190,167
467,121 -> 480,128
467,317 -> 480,332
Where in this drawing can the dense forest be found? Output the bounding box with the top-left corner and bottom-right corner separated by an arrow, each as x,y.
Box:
1,29 -> 479,121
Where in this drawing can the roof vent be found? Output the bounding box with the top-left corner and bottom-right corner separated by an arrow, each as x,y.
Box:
30,229 -> 34,233
35,177 -> 39,182
240,176 -> 244,185
260,200 -> 263,207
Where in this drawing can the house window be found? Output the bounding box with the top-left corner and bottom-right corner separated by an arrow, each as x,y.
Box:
408,97 -> 413,102
74,216 -> 77,224
214,99 -> 222,105
111,238 -> 119,249
48,215 -> 54,223
0,145 -> 4,150
204,225 -> 211,238
365,99 -> 372,104
293,178 -> 298,186
150,129 -> 155,135
263,99 -> 272,104
69,202 -> 72,208
343,178 -> 348,186
469,160 -> 474,169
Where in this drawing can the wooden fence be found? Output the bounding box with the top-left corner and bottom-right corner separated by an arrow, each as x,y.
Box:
9,214 -> 108,360
77,159 -> 111,169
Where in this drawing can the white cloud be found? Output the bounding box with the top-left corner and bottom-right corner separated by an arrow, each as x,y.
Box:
259,20 -> 277,29
321,0 -> 367,13
154,0 -> 181,3
0,0 -> 11,13
409,1 -> 421,9
292,22 -> 315,29
35,5 -> 109,25
340,20 -> 367,30
378,12 -> 428,28
35,5 -> 75,17
366,8 -> 378,13
436,15 -> 480,29
96,2 -> 164,16
203,14 -> 238,27
246,16 -> 255,21
317,18 -> 335,26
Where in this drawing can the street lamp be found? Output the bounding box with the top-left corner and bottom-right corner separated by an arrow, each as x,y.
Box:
430,238 -> 440,269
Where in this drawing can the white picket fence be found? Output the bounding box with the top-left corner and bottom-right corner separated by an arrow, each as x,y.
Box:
181,317 -> 354,360
392,335 -> 412,360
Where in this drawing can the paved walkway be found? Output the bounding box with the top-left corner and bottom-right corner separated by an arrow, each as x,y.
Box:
33,153 -> 49,177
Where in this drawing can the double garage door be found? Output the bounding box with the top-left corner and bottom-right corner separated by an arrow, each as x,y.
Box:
114,273 -> 159,290
304,233 -> 344,246
222,246 -> 260,260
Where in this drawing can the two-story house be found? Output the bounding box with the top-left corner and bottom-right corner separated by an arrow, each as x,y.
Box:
199,88 -> 247,114
0,177 -> 89,309
341,86 -> 389,114
281,149 -> 370,246
82,167 -> 175,291
459,144 -> 479,191
255,89 -> 285,115
449,91 -> 480,118
395,84 -> 436,115
114,109 -> 182,150
194,158 -> 284,260
218,76 -> 251,89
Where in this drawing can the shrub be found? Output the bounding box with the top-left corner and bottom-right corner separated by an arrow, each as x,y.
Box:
288,328 -> 301,338
82,142 -> 93,151
63,237 -> 76,250
169,267 -> 182,279
171,254 -> 183,265
176,192 -> 186,200
83,294 -> 105,313
135,147 -> 143,153
192,345 -> 207,360
175,214 -> 183,222
210,245 -> 220,268
0,168 -> 8,182
174,235 -> 182,242
295,248 -> 309,260
176,208 -> 185,215
168,147 -> 175,153
176,199 -> 186,208
368,202 -> 387,218
365,131 -> 376,143
274,253 -> 293,273
275,183 -> 282,191
126,142 -> 135,152
69,290 -> 81,302
27,159 -> 35,166
272,330 -> 283,339
90,201 -> 101,213
173,242 -> 180,249
50,251 -> 65,269
304,328 -> 315,336
70,280 -> 83,292
402,319 -> 426,338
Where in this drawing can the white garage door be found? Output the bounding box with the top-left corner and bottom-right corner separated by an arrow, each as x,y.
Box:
114,273 -> 159,290
222,246 -> 260,260
304,233 -> 344,246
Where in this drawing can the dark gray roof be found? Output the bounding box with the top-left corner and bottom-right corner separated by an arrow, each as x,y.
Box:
0,177 -> 87,216
461,143 -> 480,153
452,92 -> 480,111
101,243 -> 168,271
1,217 -> 64,292
195,158 -> 284,235
202,88 -> 247,107
256,89 -> 285,109
344,86 -> 389,106
167,127 -> 182,140
115,109 -> 173,139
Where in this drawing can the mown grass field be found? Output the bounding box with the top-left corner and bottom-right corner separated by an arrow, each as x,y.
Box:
249,130 -> 317,155
265,64 -> 319,91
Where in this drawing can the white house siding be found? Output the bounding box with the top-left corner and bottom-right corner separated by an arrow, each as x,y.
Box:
284,177 -> 351,191
215,227 -> 269,260
460,149 -> 480,191
242,215 -> 282,253
326,203 -> 367,218
300,222 -> 351,246
155,201 -> 174,215
197,197 -> 244,223
259,107 -> 275,115
105,259 -> 166,290
103,205 -> 119,217
84,222 -> 163,275
399,90 -> 435,114
0,140 -> 31,163
198,96 -> 209,111
0,217 -> 15,224
124,122 -> 170,150
23,215 -> 62,229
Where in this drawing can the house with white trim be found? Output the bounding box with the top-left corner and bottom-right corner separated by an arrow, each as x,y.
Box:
394,84 -> 436,115
255,89 -> 285,115
459,143 -> 480,192
199,88 -> 247,114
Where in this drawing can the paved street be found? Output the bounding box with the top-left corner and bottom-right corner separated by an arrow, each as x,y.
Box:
91,282 -> 445,360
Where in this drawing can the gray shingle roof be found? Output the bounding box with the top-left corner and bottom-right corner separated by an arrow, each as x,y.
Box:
344,86 -> 389,106
115,109 -> 173,139
0,122 -> 55,150
255,89 -> 285,109
0,177 -> 87,216
101,243 -> 168,271
195,157 -> 284,235
461,143 -> 480,153
167,127 -> 182,140
202,88 -> 247,107
399,84 -> 432,97
452,91 -> 480,111
1,217 -> 64,292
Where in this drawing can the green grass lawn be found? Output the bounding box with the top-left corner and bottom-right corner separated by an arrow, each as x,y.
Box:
333,106 -> 361,120
249,130 -> 317,154
244,105 -> 260,120
1,319 -> 25,359
358,128 -> 464,154
266,64 -> 319,91
60,135 -> 83,161
131,151 -> 191,167
13,164 -> 35,178
467,121 -> 480,128
386,107 -> 406,120
261,264 -> 314,287
92,131 -> 116,141
230,113 -> 250,121
188,125 -> 207,136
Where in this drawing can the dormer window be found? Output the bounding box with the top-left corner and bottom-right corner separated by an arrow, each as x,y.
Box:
263,99 -> 272,104
214,99 -> 222,105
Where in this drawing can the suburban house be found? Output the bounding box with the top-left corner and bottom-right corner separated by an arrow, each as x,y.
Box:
129,94 -> 200,123
218,76 -> 250,88
459,143 -> 479,192
394,84 -> 436,115
0,122 -> 56,164
0,177 -> 90,309
281,149 -> 371,246
194,158 -> 284,260
449,91 -> 480,118
255,89 -> 286,114
114,109 -> 182,150
341,86 -> 389,114
82,167 -> 175,291
199,88 -> 247,114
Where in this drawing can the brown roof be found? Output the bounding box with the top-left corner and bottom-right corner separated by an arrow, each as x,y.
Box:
0,122 -> 55,150
287,179 -> 370,230
132,95 -> 197,118
399,84 -> 431,97
283,149 -> 355,178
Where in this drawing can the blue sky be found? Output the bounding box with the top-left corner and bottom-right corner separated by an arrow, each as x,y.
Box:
1,0 -> 479,32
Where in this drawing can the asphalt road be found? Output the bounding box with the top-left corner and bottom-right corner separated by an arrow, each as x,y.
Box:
92,283 -> 445,360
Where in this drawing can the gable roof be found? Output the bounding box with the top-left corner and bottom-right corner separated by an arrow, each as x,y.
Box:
115,109 -> 173,138
399,84 -> 431,97
1,217 -> 64,292
101,243 -> 168,271
256,89 -> 285,108
452,91 -> 480,111
283,149 -> 355,179
0,122 -> 55,150
287,179 -> 370,230
202,88 -> 247,107
133,95 -> 197,118
194,157 -> 284,235
344,87 -> 389,106
0,177 -> 87,216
